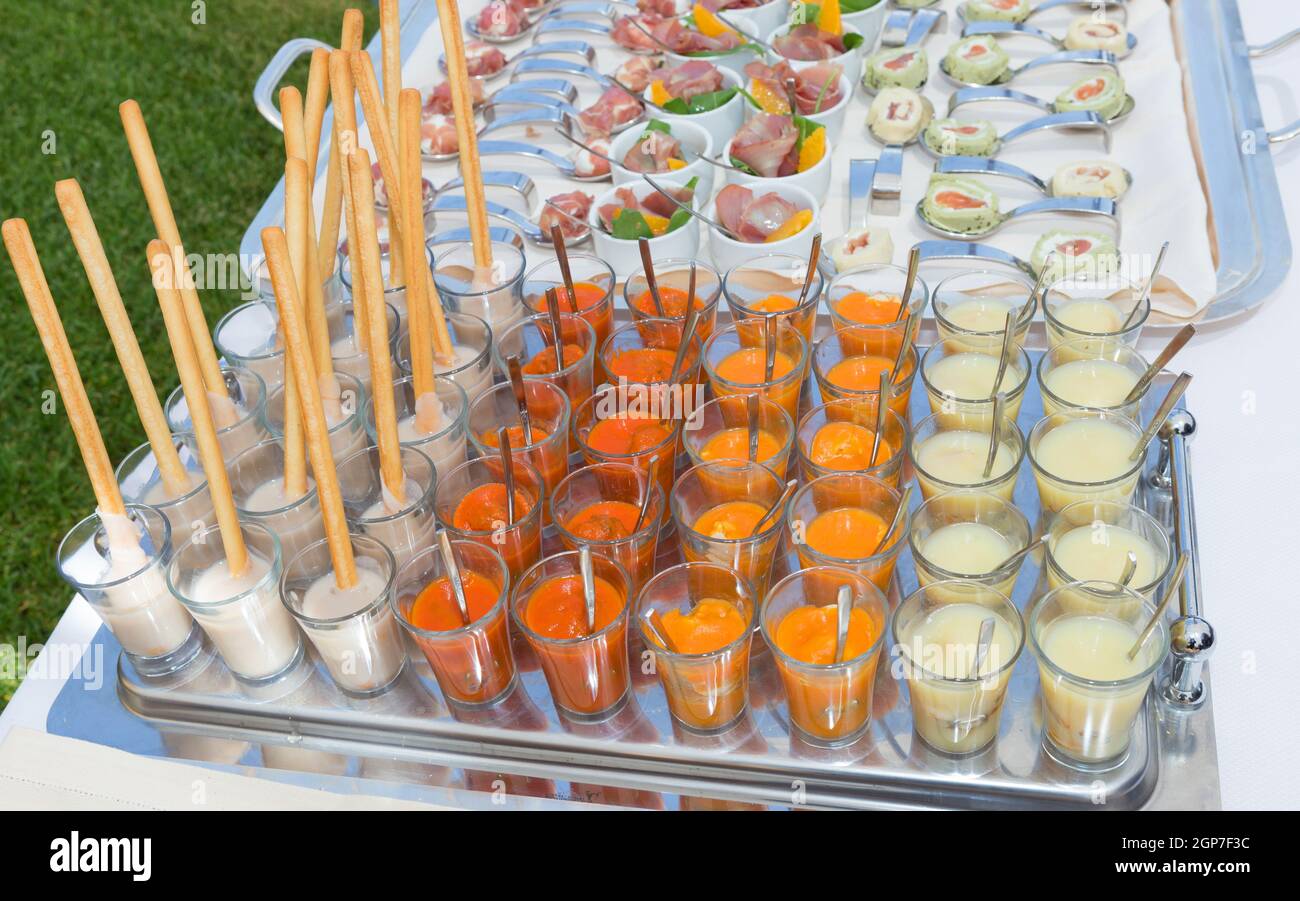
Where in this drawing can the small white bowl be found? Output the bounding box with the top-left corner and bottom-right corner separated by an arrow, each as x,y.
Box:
842,0 -> 889,49
742,72 -> 853,146
611,118 -> 717,202
706,182 -> 821,271
645,67 -> 745,154
666,16 -> 762,77
589,176 -> 703,279
725,0 -> 793,38
722,127 -> 833,203
767,22 -> 866,86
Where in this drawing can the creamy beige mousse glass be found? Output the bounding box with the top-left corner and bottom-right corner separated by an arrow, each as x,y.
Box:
228,438 -> 327,566
336,445 -> 439,573
932,269 -> 1037,352
1043,274 -> 1150,358
265,371 -> 368,463
1028,408 -> 1145,513
164,366 -> 269,462
908,410 -> 1025,509
396,311 -> 495,406
326,299 -> 401,397
436,239 -> 528,333
1044,500 -> 1173,610
920,336 -> 1032,429
366,375 -> 469,480
908,491 -> 1031,600
213,299 -> 284,393
339,242 -> 435,330
1028,580 -> 1169,765
1036,339 -> 1151,420
892,581 -> 1024,755
116,440 -> 215,539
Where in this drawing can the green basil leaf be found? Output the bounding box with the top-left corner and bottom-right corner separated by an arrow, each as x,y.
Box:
610,209 -> 654,241
841,0 -> 882,12
643,119 -> 672,136
662,87 -> 739,115
728,156 -> 759,176
666,207 -> 693,235
843,33 -> 864,52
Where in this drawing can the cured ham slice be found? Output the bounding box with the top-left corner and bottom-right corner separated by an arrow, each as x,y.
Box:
773,24 -> 845,61
464,42 -> 508,78
424,79 -> 486,116
621,128 -> 684,174
660,60 -> 724,100
714,184 -> 800,243
745,60 -> 844,115
637,0 -> 682,15
573,137 -> 612,178
421,115 -> 459,156
540,191 -> 594,241
729,112 -> 798,178
475,0 -> 527,38
653,18 -> 744,54
614,56 -> 662,93
578,86 -> 644,137
611,15 -> 665,52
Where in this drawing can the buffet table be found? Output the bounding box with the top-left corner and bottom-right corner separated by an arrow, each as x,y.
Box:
2,0 -> 1298,811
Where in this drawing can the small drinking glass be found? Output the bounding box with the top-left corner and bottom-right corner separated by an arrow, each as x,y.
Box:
931,269 -> 1036,351
467,380 -> 571,516
366,374 -> 469,479
435,455 -> 545,583
601,316 -> 705,397
521,253 -> 615,347
812,328 -> 917,422
492,311 -> 596,414
340,241 -> 436,327
908,492 -> 1031,601
909,411 -> 1025,507
227,438 -> 327,565
337,444 -> 439,572
824,263 -> 930,331
1043,499 -> 1173,607
787,473 -> 906,593
213,299 -> 284,392
623,257 -> 724,342
572,383 -> 682,519
703,320 -> 808,422
395,310 -> 494,405
115,440 -> 214,540
722,252 -> 825,344
795,398 -> 908,487
920,335 -> 1032,428
1036,338 -> 1152,419
164,366 -> 269,462
681,394 -> 796,481
1043,273 -> 1151,356
1027,408 -> 1145,513
550,462 -> 664,594
326,298 -> 401,396
264,371 -> 368,463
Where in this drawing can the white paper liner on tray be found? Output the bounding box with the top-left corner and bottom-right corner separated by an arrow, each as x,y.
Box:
327,0 -> 1215,319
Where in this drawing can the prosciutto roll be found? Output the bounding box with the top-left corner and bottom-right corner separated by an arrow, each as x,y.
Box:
1051,161 -> 1130,199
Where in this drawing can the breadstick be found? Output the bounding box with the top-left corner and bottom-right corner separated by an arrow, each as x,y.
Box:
280,160 -> 312,499
399,89 -> 435,408
329,49 -> 372,355
316,8 -> 367,280
350,50 -> 406,287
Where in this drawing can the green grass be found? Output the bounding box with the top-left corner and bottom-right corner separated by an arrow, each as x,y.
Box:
0,0 -> 377,706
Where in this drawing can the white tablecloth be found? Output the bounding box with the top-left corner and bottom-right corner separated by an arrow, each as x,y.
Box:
3,0 -> 1300,811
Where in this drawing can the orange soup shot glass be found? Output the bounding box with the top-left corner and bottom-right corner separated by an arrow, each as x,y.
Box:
435,455 -> 545,584
761,566 -> 889,745
468,380 -> 571,521
825,263 -> 929,333
623,258 -> 724,343
682,394 -> 796,481
601,317 -> 706,399
550,462 -> 664,595
513,550 -> 633,719
573,384 -> 683,522
787,473 -> 908,594
670,461 -> 787,599
522,255 -> 616,348
722,252 -> 825,346
796,398 -> 908,487
493,312 -> 597,415
393,538 -> 516,708
636,562 -> 757,733
812,325 -> 918,422
703,320 -> 809,423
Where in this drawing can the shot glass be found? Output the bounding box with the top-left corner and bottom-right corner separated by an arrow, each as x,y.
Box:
434,240 -> 527,332
165,366 -> 269,462
892,581 -> 1025,755
512,550 -> 633,719
265,371 -> 368,463
116,439 -> 215,539
57,504 -> 201,676
931,269 -> 1037,352
722,252 -> 825,344
392,540 -> 516,707
787,473 -> 907,593
795,398 -> 908,487
908,491 -> 1031,599
468,380 -> 571,516
825,263 -> 930,331
623,257 -> 723,342
1043,274 -> 1151,357
812,328 -> 917,421
636,562 -> 756,733
1036,339 -> 1152,419
703,320 -> 808,422
521,253 -> 615,347
326,299 -> 401,395
1027,408 -> 1145,513
492,311 -> 596,414
572,383 -> 681,520
670,461 -> 786,599
550,462 -> 664,594
213,299 -> 284,392
281,534 -> 406,696
435,455 -> 545,583
337,444 -> 439,572
601,316 -> 705,399
396,310 -> 494,405
909,411 -> 1025,507
1043,500 -> 1173,608
168,521 -> 303,683
228,438 -> 327,565
681,394 -> 796,481
920,336 -> 1032,428
1029,580 -> 1169,765
366,374 -> 469,479
760,567 -> 888,745
340,241 -> 436,328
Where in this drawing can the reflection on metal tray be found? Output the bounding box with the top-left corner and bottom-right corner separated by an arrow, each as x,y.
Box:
61,358 -> 1218,811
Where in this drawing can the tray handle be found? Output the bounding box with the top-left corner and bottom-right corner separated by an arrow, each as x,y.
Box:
1247,26 -> 1300,143
253,37 -> 333,131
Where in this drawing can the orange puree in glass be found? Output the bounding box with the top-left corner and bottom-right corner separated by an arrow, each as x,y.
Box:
775,603 -> 879,665
479,423 -> 553,451
523,343 -> 584,374
540,281 -> 606,313
411,571 -> 500,631
806,507 -> 889,560
607,347 -> 679,384
826,354 -> 895,391
810,422 -> 893,470
524,574 -> 624,639
632,286 -> 694,318
587,416 -> 672,455
700,428 -> 781,463
566,500 -> 642,541
658,598 -> 747,654
749,294 -> 797,313
834,292 -> 902,325
715,347 -> 795,385
453,484 -> 534,531
693,500 -> 768,540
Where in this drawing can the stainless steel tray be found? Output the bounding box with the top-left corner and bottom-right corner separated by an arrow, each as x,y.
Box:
93,352 -> 1219,811
238,0 -> 1293,326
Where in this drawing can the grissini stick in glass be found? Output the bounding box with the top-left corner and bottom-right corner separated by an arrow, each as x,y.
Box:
317,8 -> 365,281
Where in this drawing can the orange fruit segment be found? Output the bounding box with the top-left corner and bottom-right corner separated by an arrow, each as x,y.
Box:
643,213 -> 671,235
818,0 -> 842,36
749,78 -> 791,115
797,127 -> 826,172
693,2 -> 734,38
766,208 -> 813,243
649,80 -> 671,106
666,157 -> 688,170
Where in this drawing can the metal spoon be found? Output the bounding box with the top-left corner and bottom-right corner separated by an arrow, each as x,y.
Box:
916,191 -> 1119,240
498,427 -> 517,525
667,284 -> 700,386
579,544 -> 597,635
934,155 -> 1133,200
510,57 -> 672,113
982,392 -> 1007,479
971,616 -> 996,680
1121,240 -> 1169,330
478,96 -> 645,139
637,238 -> 667,317
747,394 -> 760,462
878,483 -> 914,554
832,584 -> 853,664
437,530 -> 472,626
438,39 -> 597,82
920,110 -> 1113,159
939,48 -> 1120,90
635,453 -> 660,531
1128,371 -> 1192,463
751,479 -> 799,537
957,0 -> 1130,27
1118,550 -> 1139,588
506,354 -> 536,444
948,84 -> 1136,125
1122,324 -> 1195,406
433,194 -> 591,248
962,20 -> 1138,59
472,139 -> 610,180
992,533 -> 1046,573
644,608 -> 681,653
989,310 -> 1017,401
1127,554 -> 1190,661
895,245 -> 922,322
544,285 -> 566,376
869,369 -> 892,469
